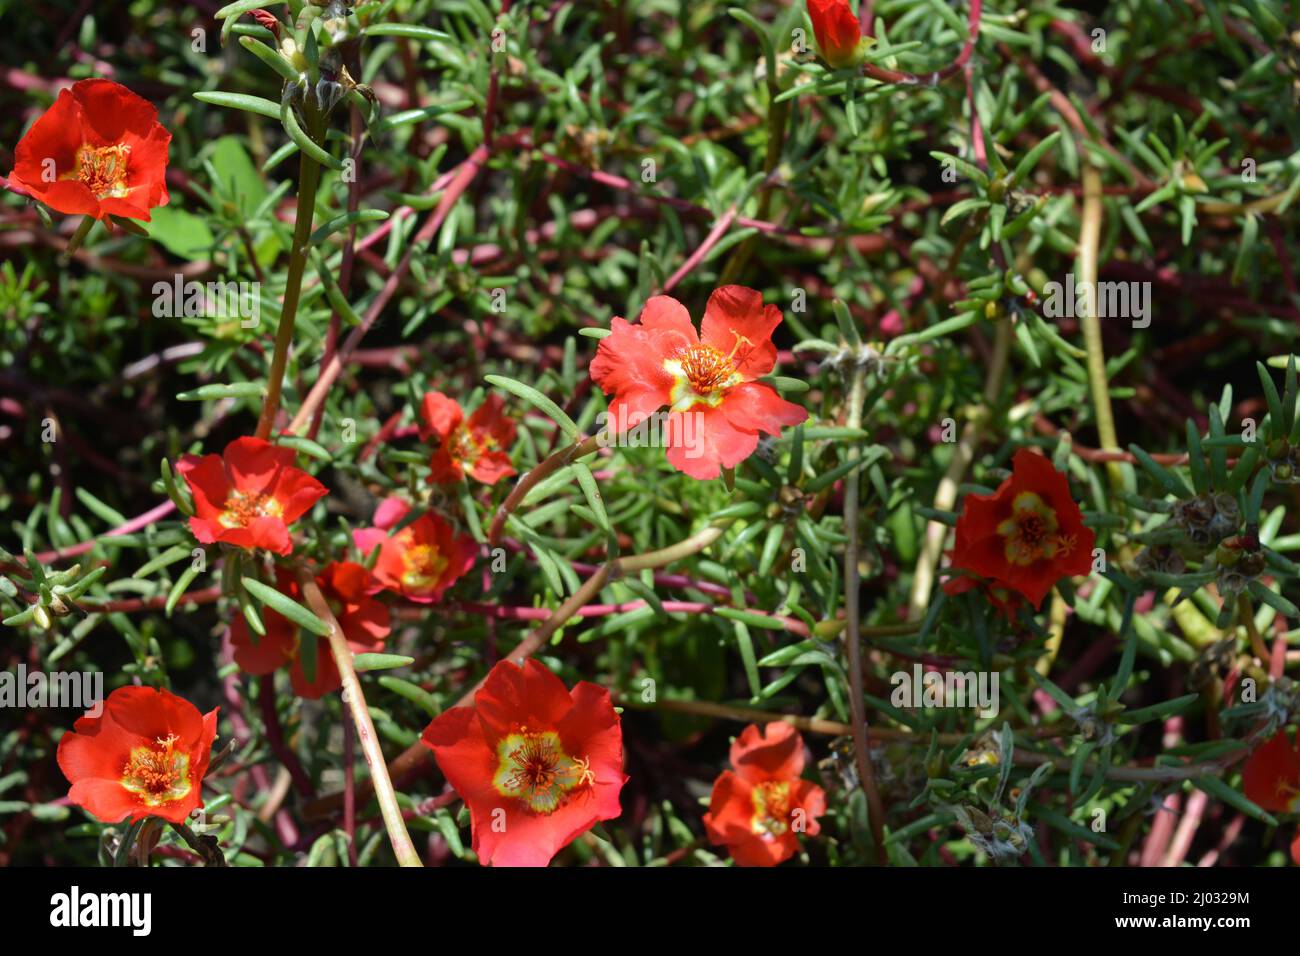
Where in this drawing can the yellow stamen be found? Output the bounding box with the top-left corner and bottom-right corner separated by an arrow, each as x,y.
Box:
218,490 -> 284,529
63,143 -> 132,200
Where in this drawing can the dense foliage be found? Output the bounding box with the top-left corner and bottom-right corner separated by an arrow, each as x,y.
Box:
2,0 -> 1300,868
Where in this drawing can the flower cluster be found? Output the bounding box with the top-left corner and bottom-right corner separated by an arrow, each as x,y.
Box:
19,0 -> 1300,877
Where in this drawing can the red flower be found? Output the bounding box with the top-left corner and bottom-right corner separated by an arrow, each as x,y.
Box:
590,286 -> 807,480
421,659 -> 626,867
177,437 -> 328,556
941,569 -> 1026,621
420,390 -> 517,486
1242,731 -> 1300,865
807,0 -> 865,69
949,448 -> 1095,609
352,497 -> 476,603
6,79 -> 170,222
703,722 -> 826,867
57,686 -> 218,825
230,562 -> 389,699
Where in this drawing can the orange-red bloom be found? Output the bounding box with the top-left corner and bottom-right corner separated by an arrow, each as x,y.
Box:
949,448 -> 1095,609
590,286 -> 807,480
420,390 -> 517,486
177,437 -> 328,556
57,686 -> 218,825
6,79 -> 170,222
807,0 -> 866,69
230,562 -> 389,698
703,722 -> 826,866
1242,730 -> 1300,865
421,659 -> 626,867
352,497 -> 476,603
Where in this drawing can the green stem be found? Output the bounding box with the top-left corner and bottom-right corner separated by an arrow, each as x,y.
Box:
908,320 -> 1012,619
842,362 -> 888,864
488,433 -> 604,543
297,564 -> 423,867
1079,164 -> 1123,494
255,106 -> 325,441
58,215 -> 96,265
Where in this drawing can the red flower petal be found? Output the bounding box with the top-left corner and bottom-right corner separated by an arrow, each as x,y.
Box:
223,436 -> 297,489
720,381 -> 808,435
590,316 -> 676,428
288,643 -> 342,699
1242,731 -> 1300,813
230,612 -> 296,675
427,446 -> 465,484
474,659 -> 574,740
467,450 -> 515,485
419,390 -> 464,442
700,285 -> 780,380
730,721 -> 806,783
664,406 -> 759,480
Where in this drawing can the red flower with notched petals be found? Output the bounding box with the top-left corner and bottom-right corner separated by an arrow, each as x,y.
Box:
352,496 -> 476,603
807,0 -> 866,69
230,562 -> 389,699
590,286 -> 807,480
57,686 -> 218,825
703,722 -> 827,867
177,437 -> 328,556
420,390 -> 517,486
6,79 -> 170,222
421,659 -> 626,867
1242,730 -> 1300,865
949,448 -> 1095,609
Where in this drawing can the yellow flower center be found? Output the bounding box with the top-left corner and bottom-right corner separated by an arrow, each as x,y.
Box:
750,780 -> 794,839
492,729 -> 593,814
449,423 -> 481,464
121,734 -> 191,806
64,143 -> 132,200
664,341 -> 746,411
401,541 -> 449,589
218,490 -> 284,529
996,491 -> 1075,566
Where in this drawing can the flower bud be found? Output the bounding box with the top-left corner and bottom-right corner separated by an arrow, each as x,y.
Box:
807,0 -> 871,70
